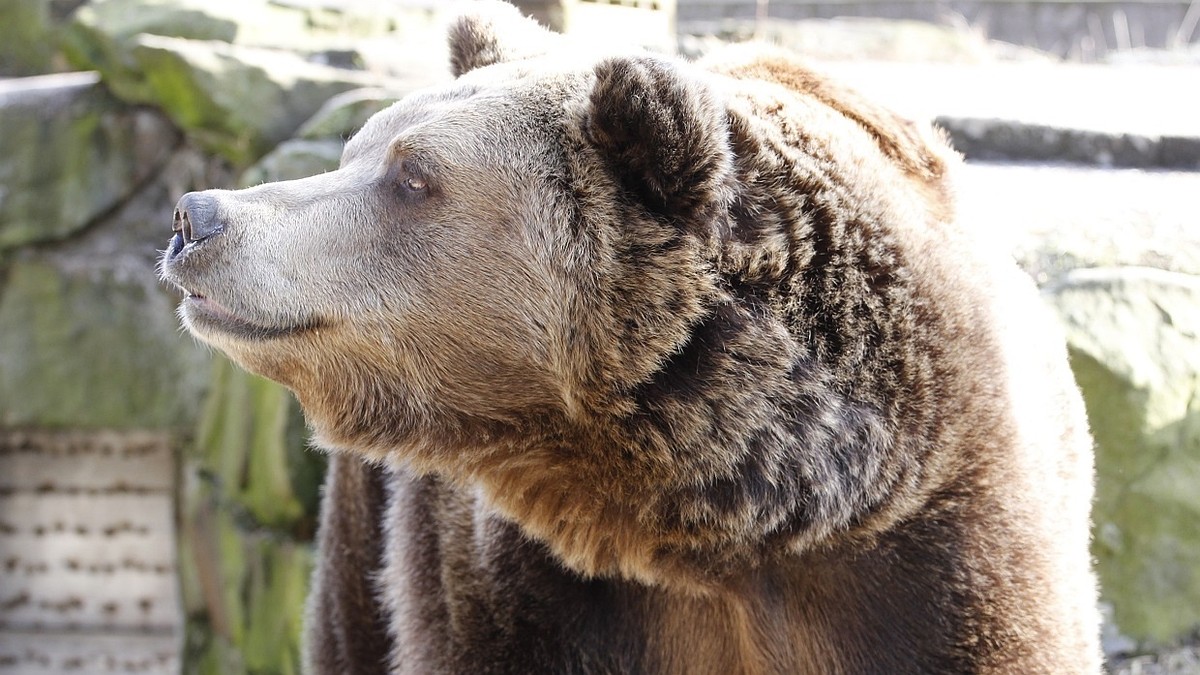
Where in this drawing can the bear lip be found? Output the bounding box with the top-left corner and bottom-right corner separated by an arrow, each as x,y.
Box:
182,294 -> 316,341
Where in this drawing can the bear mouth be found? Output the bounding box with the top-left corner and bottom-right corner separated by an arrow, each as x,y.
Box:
182,293 -> 316,341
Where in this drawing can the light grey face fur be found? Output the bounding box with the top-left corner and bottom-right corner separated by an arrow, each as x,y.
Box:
160,66 -> 599,422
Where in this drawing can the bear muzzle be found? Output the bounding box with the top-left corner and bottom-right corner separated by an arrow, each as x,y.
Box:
160,191 -> 312,341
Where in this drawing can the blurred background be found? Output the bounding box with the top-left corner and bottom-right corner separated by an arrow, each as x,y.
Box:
0,0 -> 1197,673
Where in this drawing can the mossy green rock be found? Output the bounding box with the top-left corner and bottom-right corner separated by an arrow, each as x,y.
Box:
97,34 -> 375,166
0,73 -> 179,251
238,140 -> 345,188
0,0 -> 57,76
237,88 -> 404,187
0,142 -> 222,429
294,87 -> 402,141
0,256 -> 211,428
178,357 -> 323,674
1046,267 -> 1200,645
59,0 -> 417,166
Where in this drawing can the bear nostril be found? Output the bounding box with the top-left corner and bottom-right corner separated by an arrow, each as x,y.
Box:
173,192 -> 223,244
167,192 -> 224,264
172,208 -> 193,242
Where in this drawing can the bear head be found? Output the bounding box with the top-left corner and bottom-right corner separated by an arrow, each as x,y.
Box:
159,2 -> 736,468
158,1 -> 970,587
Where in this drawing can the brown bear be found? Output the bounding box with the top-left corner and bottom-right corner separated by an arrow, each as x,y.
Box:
158,2 -> 1101,673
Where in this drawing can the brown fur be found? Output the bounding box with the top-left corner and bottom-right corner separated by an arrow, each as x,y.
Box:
304,455 -> 393,673
701,44 -> 959,225
158,2 -> 1101,672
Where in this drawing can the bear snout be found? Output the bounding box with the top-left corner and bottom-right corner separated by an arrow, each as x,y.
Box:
167,191 -> 224,261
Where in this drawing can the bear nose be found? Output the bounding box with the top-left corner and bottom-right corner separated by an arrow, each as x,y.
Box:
172,192 -> 223,244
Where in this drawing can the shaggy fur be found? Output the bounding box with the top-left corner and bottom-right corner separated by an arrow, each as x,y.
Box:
159,2 -> 1101,672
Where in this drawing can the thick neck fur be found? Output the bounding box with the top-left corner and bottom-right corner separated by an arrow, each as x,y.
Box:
301,78 -> 964,595
295,41 -> 1099,675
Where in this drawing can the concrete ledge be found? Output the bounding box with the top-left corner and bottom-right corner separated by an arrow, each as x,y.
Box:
821,61 -> 1200,168
938,116 -> 1200,168
679,0 -> 1200,59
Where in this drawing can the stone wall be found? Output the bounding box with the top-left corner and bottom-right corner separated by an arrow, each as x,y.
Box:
953,163 -> 1200,661
0,431 -> 179,673
0,1 -> 433,672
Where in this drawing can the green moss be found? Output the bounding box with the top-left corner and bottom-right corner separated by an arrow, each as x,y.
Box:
242,540 -> 312,675
1057,271 -> 1200,646
184,625 -> 244,675
60,18 -> 145,93
0,258 -> 210,428
0,78 -> 178,252
192,357 -> 323,532
137,46 -> 215,130
180,508 -> 311,674
180,357 -> 324,673
179,484 -> 315,675
0,0 -> 56,76
63,2 -> 376,168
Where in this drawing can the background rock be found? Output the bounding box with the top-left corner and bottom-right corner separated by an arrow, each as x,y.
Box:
239,88 -> 403,187
941,119 -> 1198,169
238,140 -> 345,188
0,73 -> 179,252
954,164 -> 1200,654
0,146 -> 217,430
1046,268 -> 1200,645
58,0 -> 431,167
70,33 -> 378,166
0,256 -> 202,429
0,0 -> 58,76
60,0 -> 415,55
294,87 -> 402,141
953,164 -> 1200,285
821,62 -> 1200,170
178,358 -> 321,675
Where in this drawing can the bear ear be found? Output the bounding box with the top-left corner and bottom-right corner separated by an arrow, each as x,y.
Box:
447,1 -> 560,77
584,56 -> 733,222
